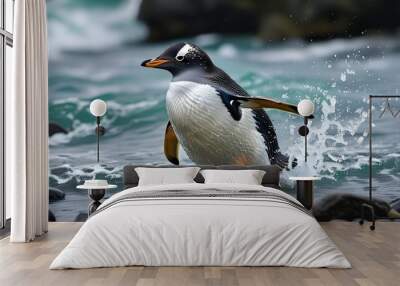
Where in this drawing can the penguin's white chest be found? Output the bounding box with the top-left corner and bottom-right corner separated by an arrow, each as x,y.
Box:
166,81 -> 269,165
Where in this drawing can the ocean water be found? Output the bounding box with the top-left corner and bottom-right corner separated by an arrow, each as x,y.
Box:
47,0 -> 400,221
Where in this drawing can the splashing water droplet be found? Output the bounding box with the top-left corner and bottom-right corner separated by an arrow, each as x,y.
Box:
287,95 -> 368,180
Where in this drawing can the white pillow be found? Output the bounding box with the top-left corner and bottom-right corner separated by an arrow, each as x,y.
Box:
200,169 -> 265,185
135,167 -> 200,186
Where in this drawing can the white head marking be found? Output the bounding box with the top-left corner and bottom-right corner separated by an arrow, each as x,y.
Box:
176,44 -> 195,59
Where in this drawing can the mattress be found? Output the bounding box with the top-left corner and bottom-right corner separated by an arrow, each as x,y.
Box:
50,183 -> 350,269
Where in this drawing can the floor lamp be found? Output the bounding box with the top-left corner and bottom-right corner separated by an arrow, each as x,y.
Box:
297,99 -> 315,162
90,99 -> 107,163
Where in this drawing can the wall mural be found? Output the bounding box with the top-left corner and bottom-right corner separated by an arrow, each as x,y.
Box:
48,0 -> 400,222
142,43 -> 300,168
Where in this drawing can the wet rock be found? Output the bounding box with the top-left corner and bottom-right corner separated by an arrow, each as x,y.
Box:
390,198 -> 400,212
82,167 -> 94,173
313,193 -> 400,221
50,176 -> 79,191
49,188 -> 65,203
48,210 -> 56,222
50,166 -> 72,176
49,165 -> 82,191
74,211 -> 88,222
49,122 -> 68,136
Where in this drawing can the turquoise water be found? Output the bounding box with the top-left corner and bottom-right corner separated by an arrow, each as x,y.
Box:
48,0 -> 400,220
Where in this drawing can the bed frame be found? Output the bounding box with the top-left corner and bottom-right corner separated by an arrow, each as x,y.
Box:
123,165 -> 281,189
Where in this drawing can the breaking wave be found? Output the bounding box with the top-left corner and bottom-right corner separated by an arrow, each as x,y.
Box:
48,0 -> 400,201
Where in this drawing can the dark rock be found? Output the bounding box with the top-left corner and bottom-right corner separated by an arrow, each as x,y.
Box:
48,210 -> 56,222
50,166 -> 72,176
313,193 -> 400,222
138,0 -> 258,42
138,0 -> 400,42
74,211 -> 88,222
50,176 -> 79,191
390,198 -> 400,212
49,122 -> 68,136
82,167 -> 94,173
49,188 -> 66,203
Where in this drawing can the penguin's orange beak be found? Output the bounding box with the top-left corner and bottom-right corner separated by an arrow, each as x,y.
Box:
141,58 -> 169,68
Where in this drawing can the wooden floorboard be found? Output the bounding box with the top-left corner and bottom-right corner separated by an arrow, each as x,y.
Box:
0,222 -> 399,286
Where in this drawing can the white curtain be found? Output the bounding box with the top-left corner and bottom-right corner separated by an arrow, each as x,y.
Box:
7,0 -> 49,242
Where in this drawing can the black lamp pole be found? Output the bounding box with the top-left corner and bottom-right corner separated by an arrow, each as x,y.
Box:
304,117 -> 308,163
298,117 -> 310,163
96,116 -> 100,163
90,99 -> 107,164
95,117 -> 106,164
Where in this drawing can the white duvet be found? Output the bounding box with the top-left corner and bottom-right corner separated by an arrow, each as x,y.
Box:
50,183 -> 350,269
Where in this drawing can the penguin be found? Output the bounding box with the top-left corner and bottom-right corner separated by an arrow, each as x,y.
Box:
141,43 -> 304,168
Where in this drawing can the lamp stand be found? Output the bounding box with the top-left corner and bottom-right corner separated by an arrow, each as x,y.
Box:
304,117 -> 308,163
92,116 -> 106,215
96,116 -> 100,163
298,117 -> 309,163
94,117 -> 106,164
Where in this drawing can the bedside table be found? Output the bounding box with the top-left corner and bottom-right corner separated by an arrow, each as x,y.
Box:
289,177 -> 320,210
77,181 -> 117,216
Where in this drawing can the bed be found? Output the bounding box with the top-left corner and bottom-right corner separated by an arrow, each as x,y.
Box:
50,165 -> 350,269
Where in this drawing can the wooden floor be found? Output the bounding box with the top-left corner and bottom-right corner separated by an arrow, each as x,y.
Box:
0,222 -> 399,286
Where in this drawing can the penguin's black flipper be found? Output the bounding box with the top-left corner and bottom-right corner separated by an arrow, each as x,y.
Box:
215,87 -> 299,117
164,121 -> 180,165
217,90 -> 242,121
236,96 -> 300,116
208,67 -> 301,116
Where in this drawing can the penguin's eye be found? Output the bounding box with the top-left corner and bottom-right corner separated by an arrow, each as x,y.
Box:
175,55 -> 184,62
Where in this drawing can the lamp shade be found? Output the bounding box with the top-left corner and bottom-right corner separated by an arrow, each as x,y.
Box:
298,99 -> 314,117
90,99 -> 107,117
